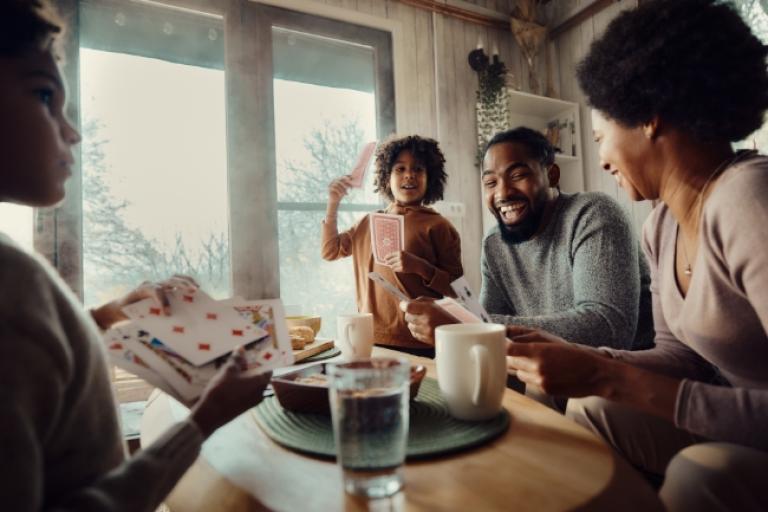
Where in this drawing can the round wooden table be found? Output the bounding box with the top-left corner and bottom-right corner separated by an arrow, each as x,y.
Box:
141,348 -> 663,511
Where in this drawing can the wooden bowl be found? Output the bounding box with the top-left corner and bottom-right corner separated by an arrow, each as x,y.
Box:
271,362 -> 427,415
285,315 -> 322,335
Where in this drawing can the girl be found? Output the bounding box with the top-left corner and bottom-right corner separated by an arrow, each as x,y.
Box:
322,135 -> 463,356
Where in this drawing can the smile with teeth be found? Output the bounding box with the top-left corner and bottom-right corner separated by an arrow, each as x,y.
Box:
401,183 -> 417,190
497,201 -> 527,220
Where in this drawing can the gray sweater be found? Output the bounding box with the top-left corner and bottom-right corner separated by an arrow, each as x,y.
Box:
480,192 -> 653,350
0,234 -> 203,511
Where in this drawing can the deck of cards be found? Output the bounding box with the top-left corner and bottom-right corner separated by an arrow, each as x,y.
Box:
102,288 -> 293,403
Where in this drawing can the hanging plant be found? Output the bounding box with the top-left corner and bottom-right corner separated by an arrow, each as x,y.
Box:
472,54 -> 510,166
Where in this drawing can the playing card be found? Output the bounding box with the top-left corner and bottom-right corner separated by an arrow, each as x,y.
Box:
450,276 -> 492,323
435,297 -> 484,324
121,288 -> 267,366
368,271 -> 410,301
370,212 -> 404,265
348,141 -> 377,188
230,298 -> 294,369
103,324 -> 190,403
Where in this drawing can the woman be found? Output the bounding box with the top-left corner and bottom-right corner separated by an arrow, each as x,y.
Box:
0,2 -> 270,510
504,0 -> 768,509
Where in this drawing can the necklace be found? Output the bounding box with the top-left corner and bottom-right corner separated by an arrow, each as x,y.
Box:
678,150 -> 756,276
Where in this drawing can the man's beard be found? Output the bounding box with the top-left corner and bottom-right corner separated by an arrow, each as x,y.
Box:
495,194 -> 548,245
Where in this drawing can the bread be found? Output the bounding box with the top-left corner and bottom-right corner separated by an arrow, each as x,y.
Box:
289,325 -> 315,350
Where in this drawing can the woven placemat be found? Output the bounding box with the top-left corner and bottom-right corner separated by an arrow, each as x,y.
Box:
300,346 -> 341,363
250,377 -> 510,460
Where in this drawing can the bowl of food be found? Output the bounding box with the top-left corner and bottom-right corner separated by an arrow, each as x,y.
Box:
285,315 -> 322,335
271,362 -> 427,415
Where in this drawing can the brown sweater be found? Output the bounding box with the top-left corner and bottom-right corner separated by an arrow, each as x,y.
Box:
322,204 -> 463,348
603,152 -> 768,450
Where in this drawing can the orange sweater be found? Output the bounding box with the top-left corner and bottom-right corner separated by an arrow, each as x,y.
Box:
321,204 -> 463,348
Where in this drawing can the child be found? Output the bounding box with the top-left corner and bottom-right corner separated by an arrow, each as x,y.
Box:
0,2 -> 270,510
322,135 -> 463,356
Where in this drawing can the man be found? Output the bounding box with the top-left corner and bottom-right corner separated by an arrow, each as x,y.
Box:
403,127 -> 653,351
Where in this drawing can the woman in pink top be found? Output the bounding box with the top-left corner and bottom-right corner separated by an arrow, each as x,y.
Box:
504,0 -> 768,509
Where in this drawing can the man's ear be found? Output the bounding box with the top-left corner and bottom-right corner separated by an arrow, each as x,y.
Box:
547,164 -> 560,188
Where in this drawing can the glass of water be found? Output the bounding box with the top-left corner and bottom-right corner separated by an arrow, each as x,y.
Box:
328,358 -> 410,498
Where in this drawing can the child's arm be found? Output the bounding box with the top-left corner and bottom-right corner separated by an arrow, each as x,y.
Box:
321,176 -> 354,261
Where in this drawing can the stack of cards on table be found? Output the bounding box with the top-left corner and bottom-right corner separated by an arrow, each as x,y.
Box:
102,288 -> 293,404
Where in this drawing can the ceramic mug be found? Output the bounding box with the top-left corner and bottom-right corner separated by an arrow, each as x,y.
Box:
435,323 -> 506,421
337,313 -> 374,360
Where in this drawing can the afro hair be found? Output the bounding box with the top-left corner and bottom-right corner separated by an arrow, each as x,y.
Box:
577,0 -> 768,142
373,135 -> 447,205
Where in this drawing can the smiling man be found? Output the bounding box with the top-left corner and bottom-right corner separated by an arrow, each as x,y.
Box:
479,127 -> 653,350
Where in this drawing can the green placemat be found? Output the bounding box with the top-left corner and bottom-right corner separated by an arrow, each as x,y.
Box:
300,346 -> 341,363
251,377 -> 510,460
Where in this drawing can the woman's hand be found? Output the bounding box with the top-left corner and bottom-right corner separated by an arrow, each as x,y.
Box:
400,297 -> 459,345
90,275 -> 199,330
190,347 -> 272,438
384,250 -> 431,278
328,175 -> 353,205
505,327 -> 614,397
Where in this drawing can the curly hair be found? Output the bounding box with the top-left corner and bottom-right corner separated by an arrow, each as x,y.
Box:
577,0 -> 768,142
373,135 -> 447,205
484,127 -> 555,167
1,0 -> 62,58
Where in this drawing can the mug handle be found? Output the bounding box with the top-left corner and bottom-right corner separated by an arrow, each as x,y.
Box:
471,345 -> 489,406
344,323 -> 355,358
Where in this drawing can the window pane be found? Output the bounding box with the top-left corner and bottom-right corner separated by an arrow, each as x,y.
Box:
79,48 -> 229,307
274,27 -> 382,337
0,204 -> 33,251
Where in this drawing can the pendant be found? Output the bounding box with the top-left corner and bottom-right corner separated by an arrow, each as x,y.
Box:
684,265 -> 692,276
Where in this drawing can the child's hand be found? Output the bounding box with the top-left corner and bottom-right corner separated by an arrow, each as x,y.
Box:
328,175 -> 353,205
384,250 -> 430,278
400,297 -> 458,345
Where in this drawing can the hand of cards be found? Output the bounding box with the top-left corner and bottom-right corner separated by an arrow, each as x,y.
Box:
103,288 -> 293,404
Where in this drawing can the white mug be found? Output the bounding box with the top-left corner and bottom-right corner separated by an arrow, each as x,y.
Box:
336,313 -> 374,360
435,323 -> 507,421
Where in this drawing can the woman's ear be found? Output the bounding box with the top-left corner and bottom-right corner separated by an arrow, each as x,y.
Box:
643,117 -> 661,140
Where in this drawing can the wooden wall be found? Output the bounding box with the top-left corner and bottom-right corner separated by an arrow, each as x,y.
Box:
544,0 -> 653,237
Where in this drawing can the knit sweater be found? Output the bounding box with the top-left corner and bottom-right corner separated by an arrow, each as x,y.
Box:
602,153 -> 768,450
480,192 -> 654,350
0,233 -> 203,511
321,203 -> 463,348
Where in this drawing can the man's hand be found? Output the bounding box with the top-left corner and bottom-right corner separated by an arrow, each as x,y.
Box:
400,297 -> 459,345
90,275 -> 199,330
190,347 -> 272,438
384,250 -> 431,278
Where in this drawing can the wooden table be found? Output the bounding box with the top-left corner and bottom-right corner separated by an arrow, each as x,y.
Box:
141,348 -> 663,511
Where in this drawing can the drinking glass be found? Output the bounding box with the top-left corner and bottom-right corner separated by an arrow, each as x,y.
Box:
327,358 -> 410,498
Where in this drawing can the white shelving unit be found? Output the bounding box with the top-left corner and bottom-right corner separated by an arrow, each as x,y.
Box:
481,89 -> 584,233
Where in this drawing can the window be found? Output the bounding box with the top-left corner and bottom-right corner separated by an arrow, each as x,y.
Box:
731,0 -> 768,151
47,1 -> 394,401
257,6 -> 395,337
79,0 -> 229,307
